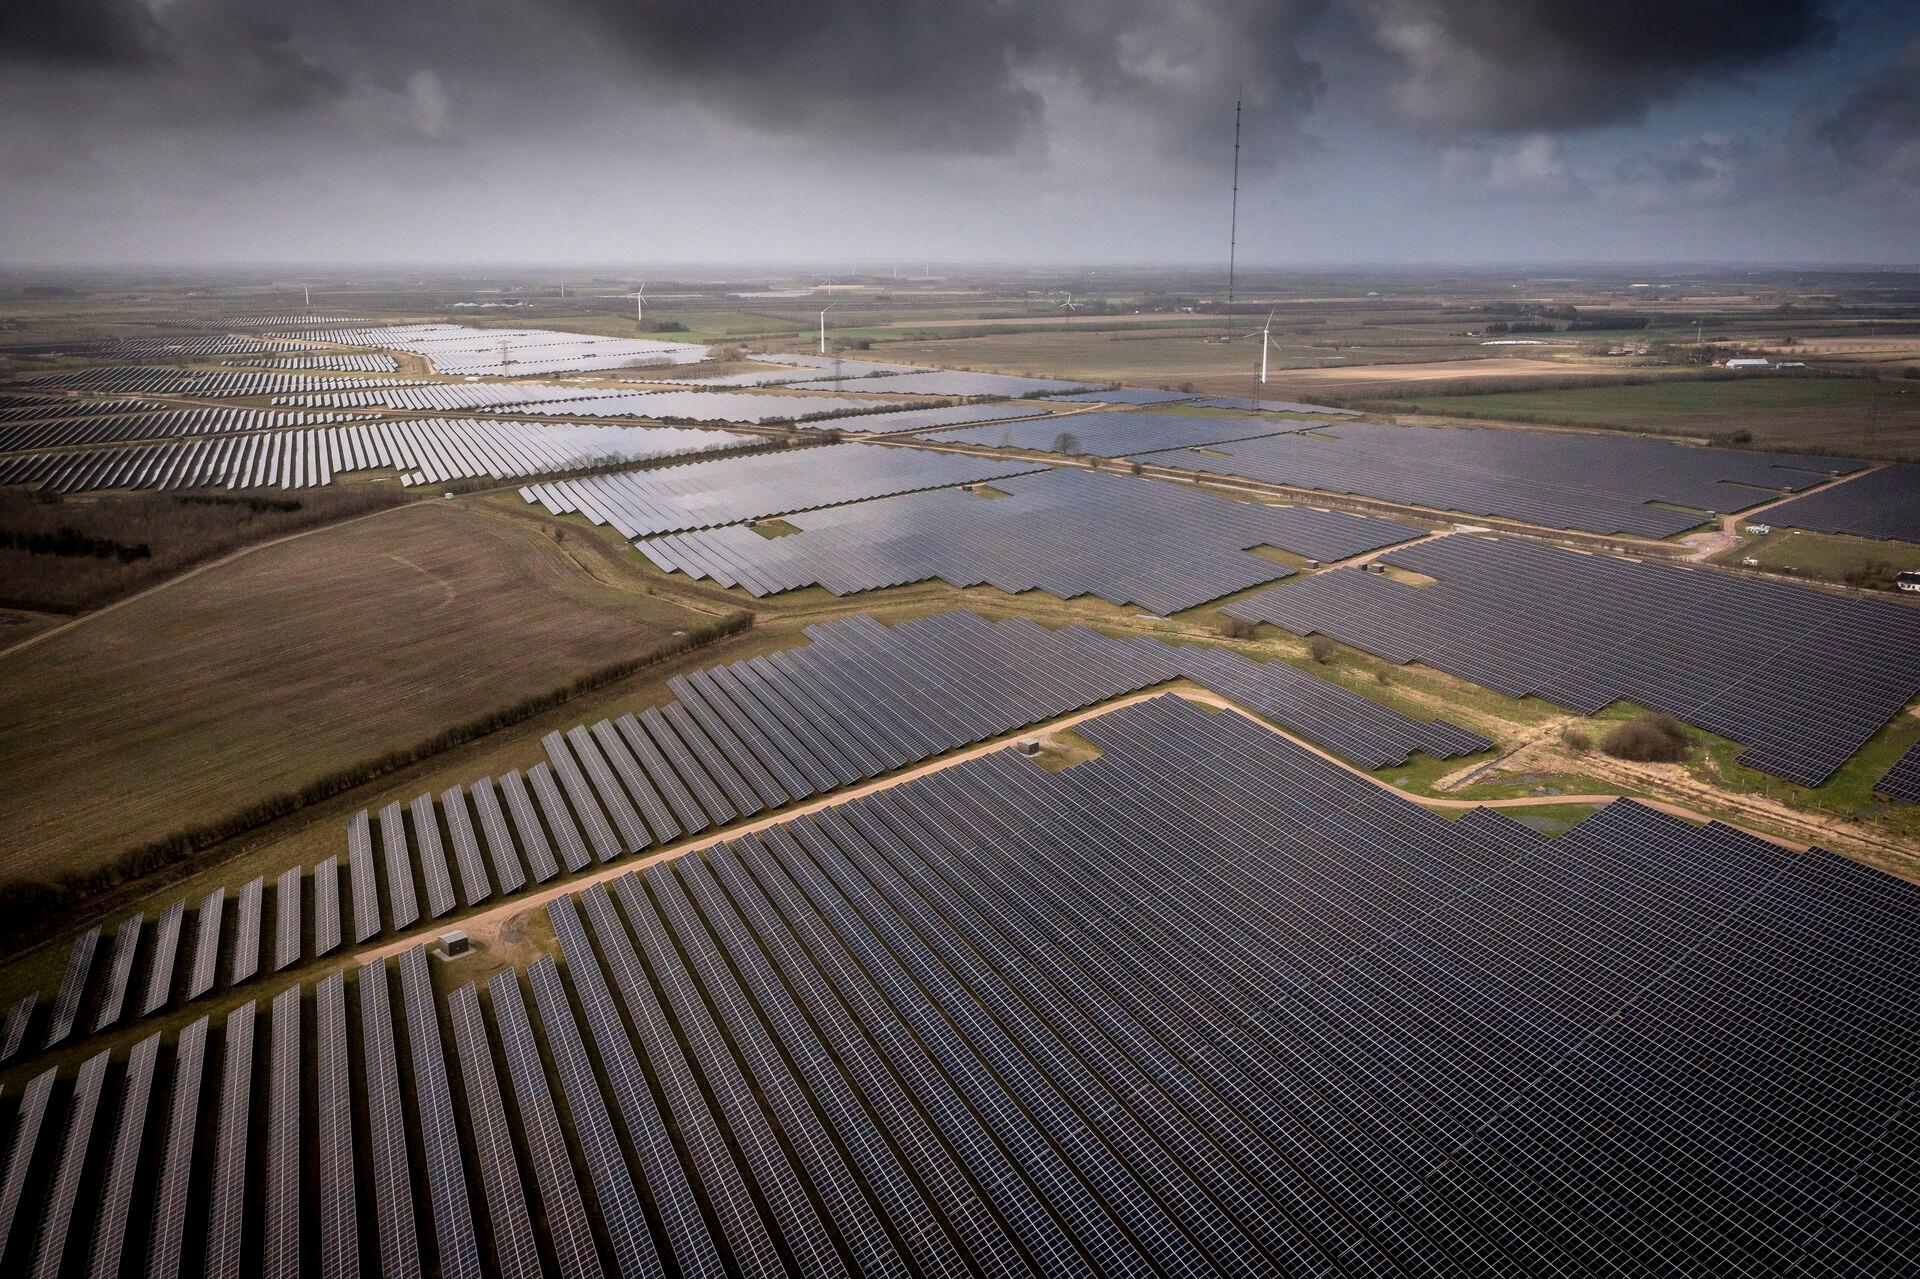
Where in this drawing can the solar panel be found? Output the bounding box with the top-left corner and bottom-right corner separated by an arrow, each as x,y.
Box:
398,948 -> 482,1278
144,1015 -> 208,1279
379,801 -> 420,930
613,871 -> 853,1274
446,984 -> 540,1279
438,785 -> 493,906
1154,421 -> 1859,537
43,924 -> 101,1048
519,959 -> 659,1278
359,958 -> 421,1279
1875,738 -> 1920,804
313,854 -> 343,957
231,875 -> 265,985
0,994 -> 35,1063
314,971 -> 358,1279
84,1031 -> 161,1279
466,776 -> 526,894
527,762 -> 592,873
564,724 -> 653,853
28,1048 -> 108,1279
0,1066 -> 58,1271
186,888 -> 224,1001
497,768 -> 559,883
520,440 -> 1040,538
541,731 -> 624,862
1761,463 -> 1920,542
545,895 -> 717,1274
263,986 -> 301,1279
273,866 -> 302,971
203,1000 -> 255,1279
1225,533 -> 1920,785
641,467 -> 1421,614
410,793 -> 458,919
139,900 -> 186,1016
347,809 -> 383,943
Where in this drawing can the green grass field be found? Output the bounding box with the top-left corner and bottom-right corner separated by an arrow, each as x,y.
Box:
1385,376 -> 1920,458
1715,527 -> 1920,583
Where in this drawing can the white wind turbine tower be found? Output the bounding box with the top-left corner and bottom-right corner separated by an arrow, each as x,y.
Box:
301,281 -> 310,310
627,282 -> 646,327
818,299 -> 834,356
1237,308 -> 1279,409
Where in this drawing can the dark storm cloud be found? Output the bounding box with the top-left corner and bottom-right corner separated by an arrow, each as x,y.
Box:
1816,37 -> 1920,186
0,0 -> 165,68
1365,0 -> 1834,130
564,0 -> 1327,162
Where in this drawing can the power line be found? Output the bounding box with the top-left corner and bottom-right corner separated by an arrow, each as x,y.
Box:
1225,92 -> 1242,342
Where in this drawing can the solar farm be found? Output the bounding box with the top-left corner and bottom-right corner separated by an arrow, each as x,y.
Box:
4,276 -> 1920,1279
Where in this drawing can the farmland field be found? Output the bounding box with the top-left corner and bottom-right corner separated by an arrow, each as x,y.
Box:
0,496 -> 718,884
1380,376 -> 1920,458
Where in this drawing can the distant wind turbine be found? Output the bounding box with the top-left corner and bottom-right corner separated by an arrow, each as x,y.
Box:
301,281 -> 310,310
628,282 -> 646,327
1058,292 -> 1084,324
1239,308 -> 1279,383
819,299 -> 834,356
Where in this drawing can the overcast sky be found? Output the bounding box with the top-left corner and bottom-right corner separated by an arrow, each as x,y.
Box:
3,1 -> 1917,267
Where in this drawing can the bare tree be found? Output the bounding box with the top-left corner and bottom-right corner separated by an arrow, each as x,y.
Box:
1050,430 -> 1081,456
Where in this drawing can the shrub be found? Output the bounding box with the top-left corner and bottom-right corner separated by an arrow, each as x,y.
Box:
1562,726 -> 1593,753
1307,635 -> 1338,663
1128,460 -> 1144,476
1599,712 -> 1690,763
1217,615 -> 1258,640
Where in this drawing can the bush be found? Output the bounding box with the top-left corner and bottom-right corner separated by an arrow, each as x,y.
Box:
1307,635 -> 1338,663
1217,616 -> 1258,640
1599,712 -> 1690,763
1562,726 -> 1592,753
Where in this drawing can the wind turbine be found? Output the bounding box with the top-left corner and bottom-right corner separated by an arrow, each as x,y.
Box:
1240,308 -> 1278,384
627,282 -> 646,327
301,281 -> 310,310
818,300 -> 834,356
1058,292 -> 1084,324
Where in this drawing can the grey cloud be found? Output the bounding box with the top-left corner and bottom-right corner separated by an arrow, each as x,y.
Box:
0,0 -> 166,68
1817,37 -> 1920,188
1366,0 -> 1833,130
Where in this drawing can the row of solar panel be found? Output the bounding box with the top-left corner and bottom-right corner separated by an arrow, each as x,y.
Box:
0,405 -> 362,453
255,352 -> 400,372
0,869 -> 335,1067
0,416 -> 751,493
3,365 -> 424,397
1227,532 -> 1920,785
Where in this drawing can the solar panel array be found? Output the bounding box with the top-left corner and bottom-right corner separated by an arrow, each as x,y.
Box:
1876,739 -> 1920,803
0,415 -> 751,493
1196,395 -> 1362,415
1045,386 -> 1200,404
280,321 -> 710,375
271,381 -> 617,412
42,924 -> 99,1048
1761,462 -> 1920,543
521,440 -> 1041,537
508,388 -> 917,424
0,995 -> 35,1063
641,467 -> 1424,614
790,369 -> 1096,396
0,404 -> 362,452
3,365 -> 424,397
28,334 -> 305,359
223,314 -> 364,326
461,690 -> 1912,1275
648,365 -> 812,387
1158,421 -> 1864,537
917,407 -> 1305,455
805,400 -> 1056,433
1228,533 -> 1920,784
259,352 -> 400,372
92,913 -> 142,1031
7,692 -> 1911,1275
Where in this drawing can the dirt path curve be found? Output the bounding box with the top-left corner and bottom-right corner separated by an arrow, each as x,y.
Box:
0,500 -> 417,664
1679,464 -> 1881,562
352,686 -> 1798,966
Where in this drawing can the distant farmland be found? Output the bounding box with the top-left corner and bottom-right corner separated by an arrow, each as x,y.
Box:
0,498 -> 720,885
1379,376 -> 1920,459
